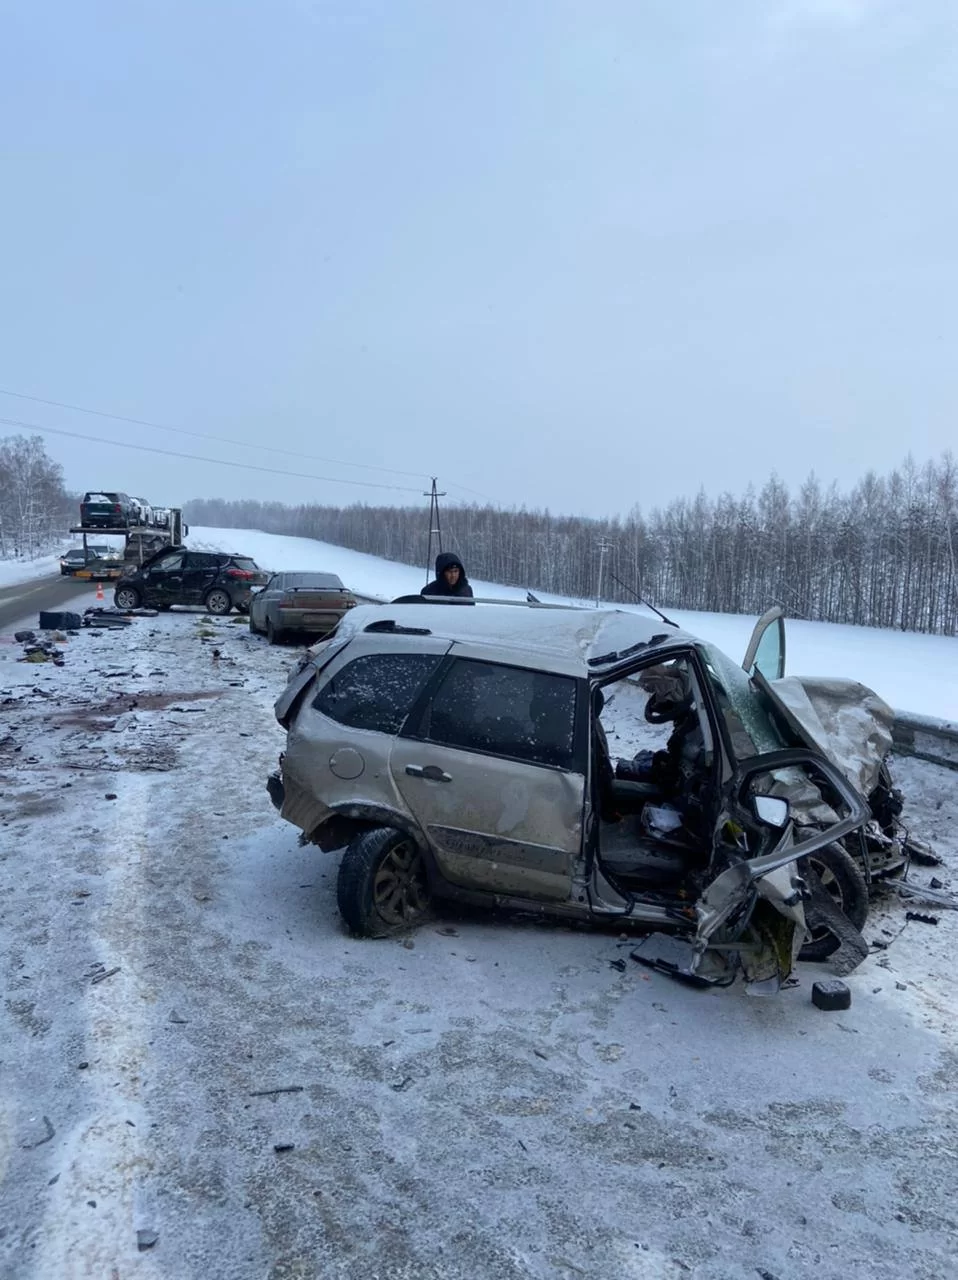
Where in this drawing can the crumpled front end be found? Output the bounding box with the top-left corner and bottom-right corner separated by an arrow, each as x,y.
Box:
767,676 -> 895,799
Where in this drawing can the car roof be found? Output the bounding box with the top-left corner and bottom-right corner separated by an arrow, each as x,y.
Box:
335,601 -> 697,675
274,571 -> 344,587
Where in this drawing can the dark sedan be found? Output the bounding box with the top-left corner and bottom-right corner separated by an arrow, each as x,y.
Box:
249,571 -> 357,644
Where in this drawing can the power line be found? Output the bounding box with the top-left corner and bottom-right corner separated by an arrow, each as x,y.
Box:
445,478 -> 499,505
0,386 -> 428,481
0,416 -> 425,495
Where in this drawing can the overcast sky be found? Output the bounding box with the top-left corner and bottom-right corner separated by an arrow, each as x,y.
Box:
1,1 -> 955,519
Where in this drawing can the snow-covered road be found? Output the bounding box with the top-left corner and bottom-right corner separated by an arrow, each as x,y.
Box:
1,609 -> 957,1279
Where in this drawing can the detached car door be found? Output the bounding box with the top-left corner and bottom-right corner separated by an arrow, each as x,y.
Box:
390,655 -> 587,902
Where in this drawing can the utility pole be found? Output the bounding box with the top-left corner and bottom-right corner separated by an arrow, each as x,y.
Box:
595,537 -> 615,608
424,478 -> 446,583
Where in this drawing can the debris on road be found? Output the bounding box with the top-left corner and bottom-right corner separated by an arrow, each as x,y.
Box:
273,1143 -> 295,1153
249,1085 -> 304,1098
89,965 -> 121,984
39,610 -> 83,631
812,980 -> 852,1011
905,911 -> 939,925
136,1230 -> 159,1252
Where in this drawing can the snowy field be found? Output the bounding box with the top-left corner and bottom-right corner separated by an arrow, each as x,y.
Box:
0,552 -> 65,589
1,574 -> 957,1277
189,527 -> 958,722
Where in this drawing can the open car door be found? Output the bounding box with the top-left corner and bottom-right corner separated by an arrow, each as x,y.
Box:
742,606 -> 786,680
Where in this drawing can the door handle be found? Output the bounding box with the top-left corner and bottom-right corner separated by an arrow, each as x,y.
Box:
405,764 -> 453,783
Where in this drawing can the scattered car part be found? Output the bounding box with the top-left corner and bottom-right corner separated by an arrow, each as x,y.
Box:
811,979 -> 851,1011
893,881 -> 958,911
39,610 -> 83,631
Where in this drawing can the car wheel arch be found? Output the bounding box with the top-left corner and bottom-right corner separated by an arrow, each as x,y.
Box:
307,803 -> 433,865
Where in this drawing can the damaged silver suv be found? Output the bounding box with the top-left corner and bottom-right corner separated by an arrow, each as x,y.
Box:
268,599 -> 910,994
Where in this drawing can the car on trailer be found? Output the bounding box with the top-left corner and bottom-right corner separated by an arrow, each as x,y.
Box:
79,492 -> 138,529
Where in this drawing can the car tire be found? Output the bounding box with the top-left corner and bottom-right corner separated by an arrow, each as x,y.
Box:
267,619 -> 285,645
114,586 -> 142,611
337,827 -> 432,938
205,589 -> 232,616
798,844 -> 869,962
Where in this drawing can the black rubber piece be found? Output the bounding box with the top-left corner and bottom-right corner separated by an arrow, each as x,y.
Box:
39,611 -> 83,630
811,979 -> 851,1011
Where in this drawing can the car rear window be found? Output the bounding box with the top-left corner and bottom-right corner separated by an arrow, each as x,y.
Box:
278,573 -> 344,590
231,558 -> 260,573
419,659 -> 578,769
313,653 -> 441,734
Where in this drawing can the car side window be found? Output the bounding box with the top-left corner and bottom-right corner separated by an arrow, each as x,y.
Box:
420,659 -> 577,769
151,553 -> 184,573
313,653 -> 442,734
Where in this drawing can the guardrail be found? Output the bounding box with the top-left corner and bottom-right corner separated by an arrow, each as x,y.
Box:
892,711 -> 958,773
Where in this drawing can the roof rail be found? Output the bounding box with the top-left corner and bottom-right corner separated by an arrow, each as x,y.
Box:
387,594 -> 594,612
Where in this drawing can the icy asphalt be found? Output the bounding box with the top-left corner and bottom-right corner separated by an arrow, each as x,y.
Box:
0,610 -> 956,1280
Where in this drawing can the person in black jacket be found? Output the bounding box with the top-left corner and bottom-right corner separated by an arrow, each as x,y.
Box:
422,552 -> 474,598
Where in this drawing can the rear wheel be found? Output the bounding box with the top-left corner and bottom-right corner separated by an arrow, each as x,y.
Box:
337,827 -> 432,937
205,588 -> 232,616
799,844 -> 868,962
114,586 -> 141,611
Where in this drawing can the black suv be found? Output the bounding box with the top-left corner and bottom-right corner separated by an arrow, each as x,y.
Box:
113,548 -> 268,614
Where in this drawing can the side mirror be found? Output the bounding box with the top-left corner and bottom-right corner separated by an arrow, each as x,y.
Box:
752,795 -> 789,828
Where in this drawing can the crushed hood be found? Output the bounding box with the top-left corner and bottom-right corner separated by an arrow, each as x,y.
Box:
764,676 -> 895,798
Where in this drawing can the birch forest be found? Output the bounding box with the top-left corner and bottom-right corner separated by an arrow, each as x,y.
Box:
0,435 -> 74,558
187,453 -> 958,636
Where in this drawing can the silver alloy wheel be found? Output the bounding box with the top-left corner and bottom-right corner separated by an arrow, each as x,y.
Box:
205,589 -> 231,615
372,838 -> 430,926
115,587 -> 140,610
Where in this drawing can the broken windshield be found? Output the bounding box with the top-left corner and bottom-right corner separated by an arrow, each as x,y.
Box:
698,643 -> 785,761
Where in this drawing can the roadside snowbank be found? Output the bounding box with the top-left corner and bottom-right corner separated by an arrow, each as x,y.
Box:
0,553 -> 65,587
188,526 -> 958,721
